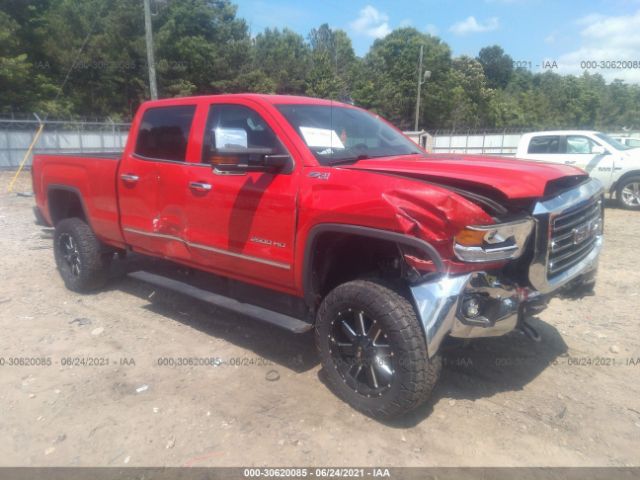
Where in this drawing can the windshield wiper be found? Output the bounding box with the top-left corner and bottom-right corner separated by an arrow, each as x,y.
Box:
327,155 -> 370,166
326,151 -> 423,166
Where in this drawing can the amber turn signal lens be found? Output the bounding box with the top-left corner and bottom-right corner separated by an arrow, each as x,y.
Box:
455,228 -> 487,246
210,155 -> 240,166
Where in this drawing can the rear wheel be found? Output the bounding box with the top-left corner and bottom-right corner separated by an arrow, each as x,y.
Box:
617,176 -> 640,210
316,279 -> 441,419
53,218 -> 112,292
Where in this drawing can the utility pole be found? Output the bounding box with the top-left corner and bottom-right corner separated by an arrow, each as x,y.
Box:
414,45 -> 431,132
143,0 -> 158,100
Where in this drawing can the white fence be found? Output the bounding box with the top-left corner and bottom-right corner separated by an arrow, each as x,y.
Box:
431,131 -> 522,156
421,130 -> 640,156
1,119 -> 636,169
1,121 -> 525,169
404,130 -> 523,156
0,119 -> 129,169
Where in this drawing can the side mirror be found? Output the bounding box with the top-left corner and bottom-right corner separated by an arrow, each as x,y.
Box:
209,127 -> 292,174
210,147 -> 291,174
592,145 -> 608,155
263,153 -> 291,170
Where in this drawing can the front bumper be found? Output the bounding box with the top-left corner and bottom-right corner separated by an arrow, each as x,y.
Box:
410,272 -> 526,357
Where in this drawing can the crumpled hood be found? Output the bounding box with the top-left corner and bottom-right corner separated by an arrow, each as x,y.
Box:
343,154 -> 587,199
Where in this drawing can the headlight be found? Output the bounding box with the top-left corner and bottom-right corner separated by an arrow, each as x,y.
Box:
454,218 -> 534,263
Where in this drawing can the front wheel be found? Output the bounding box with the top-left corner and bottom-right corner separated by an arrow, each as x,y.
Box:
315,279 -> 441,419
53,217 -> 112,292
617,176 -> 640,210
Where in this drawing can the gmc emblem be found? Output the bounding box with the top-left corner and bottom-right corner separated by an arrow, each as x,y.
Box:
572,217 -> 600,245
572,224 -> 590,244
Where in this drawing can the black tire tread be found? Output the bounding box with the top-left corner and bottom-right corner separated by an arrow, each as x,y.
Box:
316,279 -> 441,418
54,217 -> 110,292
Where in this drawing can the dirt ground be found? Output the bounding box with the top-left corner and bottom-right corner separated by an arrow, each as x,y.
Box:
0,171 -> 639,467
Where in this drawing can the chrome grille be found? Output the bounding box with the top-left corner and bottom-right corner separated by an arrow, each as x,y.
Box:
528,178 -> 604,294
548,199 -> 603,278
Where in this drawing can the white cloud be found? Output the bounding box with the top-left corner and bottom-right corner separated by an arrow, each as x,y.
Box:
557,10 -> 640,83
449,16 -> 499,35
576,13 -> 607,26
425,24 -> 439,35
349,5 -> 392,39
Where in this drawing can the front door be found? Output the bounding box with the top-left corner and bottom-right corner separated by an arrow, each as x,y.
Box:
564,135 -> 614,189
184,102 -> 299,290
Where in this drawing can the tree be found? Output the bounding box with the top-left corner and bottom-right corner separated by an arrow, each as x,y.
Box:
253,28 -> 310,94
36,0 -> 148,118
354,28 -> 452,130
446,56 -> 494,129
0,2 -> 60,116
0,11 -> 37,115
2,0 -> 640,129
154,0 -> 251,96
306,24 -> 356,100
477,45 -> 513,89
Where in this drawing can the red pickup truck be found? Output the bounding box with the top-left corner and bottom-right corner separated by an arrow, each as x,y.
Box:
32,94 -> 604,418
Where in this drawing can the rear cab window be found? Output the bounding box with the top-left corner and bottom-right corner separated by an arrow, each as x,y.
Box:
528,135 -> 561,154
135,105 -> 196,162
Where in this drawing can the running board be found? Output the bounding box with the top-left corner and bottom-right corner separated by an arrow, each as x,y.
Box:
128,271 -> 313,334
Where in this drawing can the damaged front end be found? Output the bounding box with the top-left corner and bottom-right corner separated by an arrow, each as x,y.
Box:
404,178 -> 604,357
410,271 -> 543,357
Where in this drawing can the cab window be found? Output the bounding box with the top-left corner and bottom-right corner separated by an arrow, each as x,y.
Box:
135,105 -> 196,162
528,135 -> 560,154
566,135 -> 599,154
202,104 -> 285,163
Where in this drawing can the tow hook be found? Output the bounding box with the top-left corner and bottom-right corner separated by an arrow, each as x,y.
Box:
520,321 -> 541,342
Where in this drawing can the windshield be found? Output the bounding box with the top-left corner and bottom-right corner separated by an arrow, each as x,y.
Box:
595,133 -> 634,151
276,104 -> 422,165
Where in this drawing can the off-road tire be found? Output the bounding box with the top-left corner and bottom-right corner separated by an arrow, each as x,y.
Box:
53,217 -> 111,292
316,279 -> 441,419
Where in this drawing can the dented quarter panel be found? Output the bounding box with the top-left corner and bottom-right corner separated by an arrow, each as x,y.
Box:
293,164 -> 498,290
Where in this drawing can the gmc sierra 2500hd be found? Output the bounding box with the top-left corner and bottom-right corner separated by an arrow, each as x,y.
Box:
32,94 -> 604,418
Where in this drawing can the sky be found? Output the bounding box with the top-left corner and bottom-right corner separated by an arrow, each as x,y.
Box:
235,0 -> 640,84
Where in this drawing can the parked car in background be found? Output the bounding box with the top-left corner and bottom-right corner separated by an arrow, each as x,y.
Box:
611,136 -> 640,149
516,131 -> 640,209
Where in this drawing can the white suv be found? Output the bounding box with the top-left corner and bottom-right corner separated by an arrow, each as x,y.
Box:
516,131 -> 640,209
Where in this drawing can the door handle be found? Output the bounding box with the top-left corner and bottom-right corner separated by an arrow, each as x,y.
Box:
120,173 -> 140,183
564,160 -> 577,165
189,181 -> 212,192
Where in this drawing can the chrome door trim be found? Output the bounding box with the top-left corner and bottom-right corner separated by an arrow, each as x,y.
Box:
123,227 -> 291,270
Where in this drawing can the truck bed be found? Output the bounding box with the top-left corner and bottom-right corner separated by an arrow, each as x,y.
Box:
32,153 -> 126,248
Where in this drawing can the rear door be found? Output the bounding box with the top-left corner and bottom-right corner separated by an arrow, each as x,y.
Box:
118,104 -> 197,257
183,101 -> 299,290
